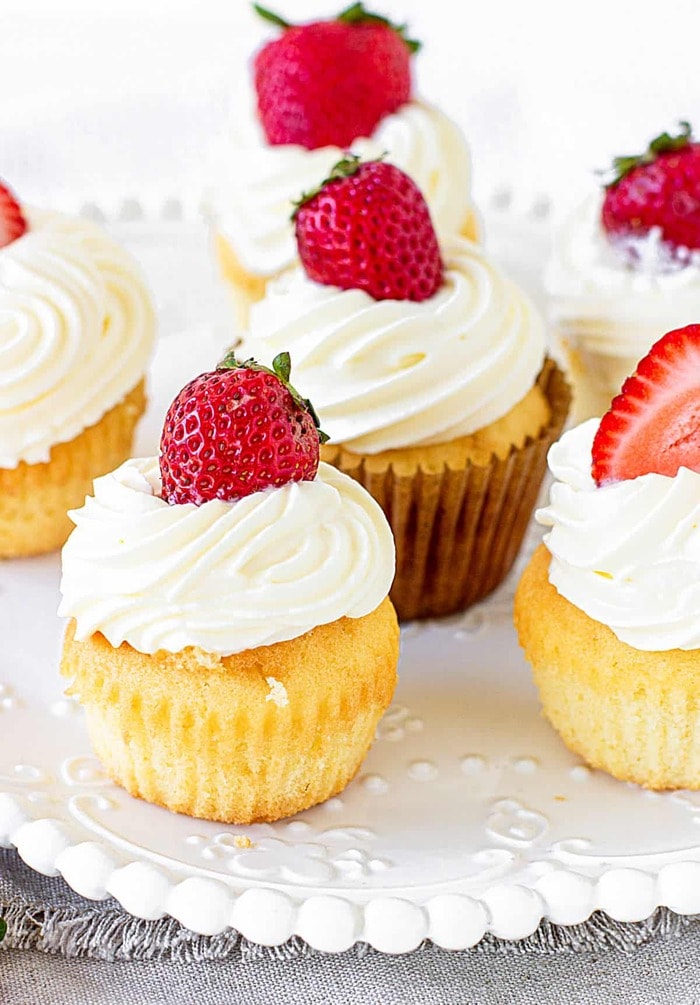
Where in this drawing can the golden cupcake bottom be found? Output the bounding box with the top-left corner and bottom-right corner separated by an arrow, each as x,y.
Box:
213,208 -> 482,330
60,598 -> 400,824
0,381 -> 147,559
322,359 -> 571,621
515,544 -> 700,790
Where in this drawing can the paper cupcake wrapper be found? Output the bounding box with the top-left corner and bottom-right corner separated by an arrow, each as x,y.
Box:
0,381 -> 146,559
516,544 -> 700,790
325,359 -> 571,620
61,599 -> 399,824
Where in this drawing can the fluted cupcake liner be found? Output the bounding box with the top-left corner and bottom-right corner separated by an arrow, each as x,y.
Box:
516,545 -> 700,790
0,381 -> 146,559
60,599 -> 399,824
324,360 -> 571,621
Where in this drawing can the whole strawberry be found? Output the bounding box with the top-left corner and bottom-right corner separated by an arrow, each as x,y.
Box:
591,324 -> 700,485
602,122 -> 700,254
294,155 -> 443,302
253,2 -> 419,150
159,352 -> 328,506
0,181 -> 27,248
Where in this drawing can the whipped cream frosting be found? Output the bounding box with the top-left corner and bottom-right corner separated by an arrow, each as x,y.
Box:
0,209 -> 155,468
539,419 -> 700,651
59,459 -> 395,657
245,238 -> 546,453
211,99 -> 476,277
545,194 -> 700,357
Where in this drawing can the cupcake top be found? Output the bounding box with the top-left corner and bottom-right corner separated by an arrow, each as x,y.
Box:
209,6 -> 476,277
59,355 -> 395,657
245,158 -> 545,454
247,238 -> 545,453
545,123 -> 700,356
539,323 -> 700,652
545,194 -> 700,354
59,458 -> 394,657
0,202 -> 155,468
212,99 -> 477,277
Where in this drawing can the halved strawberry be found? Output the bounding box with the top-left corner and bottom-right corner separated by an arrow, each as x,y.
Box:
592,324 -> 700,485
0,182 -> 27,248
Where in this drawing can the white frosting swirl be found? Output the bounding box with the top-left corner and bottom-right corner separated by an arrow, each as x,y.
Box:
59,458 -> 395,657
539,420 -> 700,651
210,99 -> 477,277
545,194 -> 700,358
0,209 -> 155,468
245,238 -> 546,453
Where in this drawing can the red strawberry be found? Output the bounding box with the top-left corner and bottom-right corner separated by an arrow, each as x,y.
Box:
293,155 -> 443,302
0,181 -> 27,248
591,324 -> 700,485
159,352 -> 328,506
253,3 -> 418,150
601,122 -> 700,253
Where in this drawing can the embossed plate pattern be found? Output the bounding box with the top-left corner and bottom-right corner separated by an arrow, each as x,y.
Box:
3,208 -> 700,954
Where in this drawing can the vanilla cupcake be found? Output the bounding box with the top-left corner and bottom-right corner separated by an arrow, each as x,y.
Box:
516,323 -> 700,789
546,122 -> 700,422
59,354 -> 398,824
244,158 -> 570,619
0,185 -> 155,557
208,5 -> 480,328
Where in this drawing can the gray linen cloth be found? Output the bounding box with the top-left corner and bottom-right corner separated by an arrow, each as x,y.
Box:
3,847 -> 700,1004
0,849 -> 694,963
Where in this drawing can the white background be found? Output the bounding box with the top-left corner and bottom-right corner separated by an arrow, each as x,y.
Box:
3,0 -> 700,213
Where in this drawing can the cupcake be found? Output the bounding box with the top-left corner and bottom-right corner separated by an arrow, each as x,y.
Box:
244,157 -> 570,619
546,121 -> 700,423
0,181 -> 155,558
208,4 -> 480,328
59,353 -> 398,824
515,323 -> 700,789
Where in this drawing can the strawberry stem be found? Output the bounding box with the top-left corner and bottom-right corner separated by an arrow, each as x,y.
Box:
291,153 -> 387,218
337,2 -> 420,52
602,121 -> 694,189
272,351 -> 292,383
217,351 -> 329,444
252,1 -> 420,51
252,4 -> 291,29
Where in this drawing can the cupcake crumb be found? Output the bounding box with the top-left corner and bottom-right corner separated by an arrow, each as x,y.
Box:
234,835 -> 253,849
265,676 -> 289,708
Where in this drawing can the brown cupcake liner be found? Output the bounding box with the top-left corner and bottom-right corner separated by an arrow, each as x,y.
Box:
0,381 -> 146,559
324,359 -> 571,620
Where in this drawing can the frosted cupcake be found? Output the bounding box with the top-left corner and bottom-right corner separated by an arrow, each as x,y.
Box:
516,324 -> 700,788
208,4 -> 480,327
244,157 -> 570,619
546,122 -> 700,422
0,182 -> 155,557
60,353 -> 398,823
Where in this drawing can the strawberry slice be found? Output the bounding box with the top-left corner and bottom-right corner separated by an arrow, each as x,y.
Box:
0,182 -> 27,248
592,324 -> 700,485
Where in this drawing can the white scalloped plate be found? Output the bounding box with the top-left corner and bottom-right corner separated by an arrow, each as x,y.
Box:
4,207 -> 700,955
